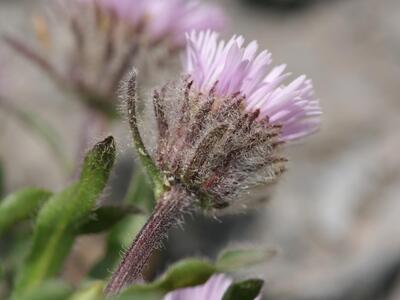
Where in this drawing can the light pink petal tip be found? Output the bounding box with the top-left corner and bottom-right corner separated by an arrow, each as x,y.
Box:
185,30 -> 322,141
163,274 -> 262,300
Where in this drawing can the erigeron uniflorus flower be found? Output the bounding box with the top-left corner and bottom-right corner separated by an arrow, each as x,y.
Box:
151,30 -> 321,209
106,30 -> 321,294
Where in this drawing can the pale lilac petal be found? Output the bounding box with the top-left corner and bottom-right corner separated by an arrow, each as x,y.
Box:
163,274 -> 232,300
184,31 -> 322,141
163,274 -> 262,300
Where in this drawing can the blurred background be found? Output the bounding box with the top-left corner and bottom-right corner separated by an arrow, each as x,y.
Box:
1,0 -> 400,299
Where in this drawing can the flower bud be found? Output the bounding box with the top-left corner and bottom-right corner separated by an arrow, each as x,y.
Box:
139,31 -> 321,212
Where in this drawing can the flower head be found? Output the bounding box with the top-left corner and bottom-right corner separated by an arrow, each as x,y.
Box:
185,30 -> 321,141
140,31 -> 321,211
87,0 -> 225,48
111,31 -> 322,293
6,1 -> 225,117
164,274 -> 261,300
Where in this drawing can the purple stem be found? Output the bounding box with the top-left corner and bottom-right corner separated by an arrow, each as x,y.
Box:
105,185 -> 192,296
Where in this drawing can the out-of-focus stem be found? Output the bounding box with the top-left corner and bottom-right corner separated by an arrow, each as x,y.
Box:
105,185 -> 192,296
3,35 -> 65,85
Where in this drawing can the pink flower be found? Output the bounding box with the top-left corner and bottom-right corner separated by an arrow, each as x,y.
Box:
163,274 -> 261,300
185,30 -> 321,141
88,0 -> 226,48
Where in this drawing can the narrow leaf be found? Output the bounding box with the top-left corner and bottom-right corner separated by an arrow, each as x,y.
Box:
222,279 -> 264,300
13,137 -> 116,297
13,184 -> 79,296
216,247 -> 276,272
153,259 -> 217,292
123,258 -> 217,294
0,188 -> 52,235
78,205 -> 143,234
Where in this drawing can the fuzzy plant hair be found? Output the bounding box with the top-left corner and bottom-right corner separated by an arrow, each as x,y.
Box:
106,30 -> 321,295
151,76 -> 287,211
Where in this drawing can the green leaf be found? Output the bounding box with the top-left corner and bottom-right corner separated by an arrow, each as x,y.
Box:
216,248 -> 276,272
15,280 -> 72,300
152,259 -> 216,292
115,289 -> 162,300
78,205 -> 143,234
1,229 -> 33,286
68,281 -> 105,300
222,279 -> 264,300
124,258 -> 217,294
0,188 -> 52,235
12,185 -> 79,296
13,137 -> 116,297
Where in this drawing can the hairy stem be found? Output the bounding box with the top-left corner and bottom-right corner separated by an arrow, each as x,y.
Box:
105,185 -> 192,296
